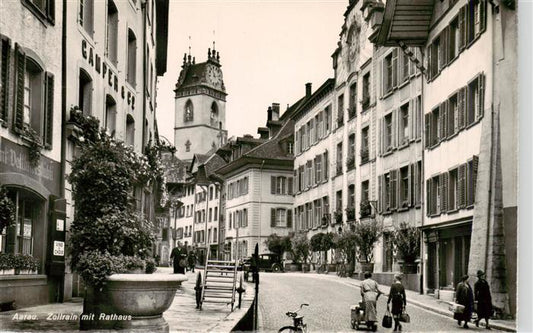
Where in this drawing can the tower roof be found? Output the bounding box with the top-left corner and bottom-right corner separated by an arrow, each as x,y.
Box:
174,48 -> 226,94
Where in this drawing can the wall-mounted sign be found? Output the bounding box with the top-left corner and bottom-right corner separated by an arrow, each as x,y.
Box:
56,219 -> 64,231
53,241 -> 65,256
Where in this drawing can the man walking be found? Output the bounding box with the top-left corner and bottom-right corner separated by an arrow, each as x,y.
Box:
170,242 -> 187,274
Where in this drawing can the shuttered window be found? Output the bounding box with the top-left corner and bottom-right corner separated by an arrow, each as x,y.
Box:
0,36 -> 10,124
43,72 -> 54,147
467,156 -> 479,207
323,150 -> 329,181
13,44 -> 26,133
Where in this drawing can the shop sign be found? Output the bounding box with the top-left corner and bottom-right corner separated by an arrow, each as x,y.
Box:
81,39 -> 136,110
0,138 -> 61,195
53,241 -> 65,256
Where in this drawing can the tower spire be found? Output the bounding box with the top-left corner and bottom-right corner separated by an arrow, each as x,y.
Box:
188,36 -> 192,56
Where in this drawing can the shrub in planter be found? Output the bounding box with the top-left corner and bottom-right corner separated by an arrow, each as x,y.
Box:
310,232 -> 335,264
335,230 -> 358,276
0,186 -> 16,234
0,253 -> 15,274
291,233 -> 310,268
353,219 -> 382,266
392,221 -> 421,273
13,254 -> 39,274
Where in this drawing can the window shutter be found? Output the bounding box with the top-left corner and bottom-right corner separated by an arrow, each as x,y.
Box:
478,73 -> 485,120
458,87 -> 466,129
288,177 -> 293,195
472,155 -> 479,204
287,210 -> 292,228
480,0 -> 487,33
323,150 -> 328,181
271,208 -> 276,227
391,170 -> 397,210
424,113 -> 431,149
392,109 -> 398,148
13,43 -> 26,133
408,164 -> 413,207
0,36 -> 11,123
426,179 -> 432,216
442,172 -> 449,212
409,99 -> 414,141
271,176 -> 276,194
392,48 -> 398,88
295,128 -> 300,154
440,102 -> 447,142
458,164 -> 466,208
381,58 -> 386,97
459,6 -> 467,50
378,175 -> 383,213
47,0 -> 55,22
414,162 -> 420,205
44,72 -> 54,147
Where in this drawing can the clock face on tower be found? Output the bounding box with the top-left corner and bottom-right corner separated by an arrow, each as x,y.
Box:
207,66 -> 222,89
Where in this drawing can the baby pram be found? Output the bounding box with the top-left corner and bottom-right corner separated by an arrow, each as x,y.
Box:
351,301 -> 378,331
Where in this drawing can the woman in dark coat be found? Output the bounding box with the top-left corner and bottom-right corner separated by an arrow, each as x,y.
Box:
455,275 -> 474,329
170,243 -> 187,274
387,274 -> 407,331
474,270 -> 492,329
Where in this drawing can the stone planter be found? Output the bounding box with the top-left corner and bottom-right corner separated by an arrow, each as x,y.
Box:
81,273 -> 187,332
285,263 -> 301,272
359,262 -> 374,274
0,269 -> 15,275
327,264 -> 337,272
401,263 -> 418,274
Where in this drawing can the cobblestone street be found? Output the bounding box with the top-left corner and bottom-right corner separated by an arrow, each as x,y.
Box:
258,272 -> 495,332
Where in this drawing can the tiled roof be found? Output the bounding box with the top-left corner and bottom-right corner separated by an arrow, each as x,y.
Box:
175,62 -> 208,91
244,119 -> 295,161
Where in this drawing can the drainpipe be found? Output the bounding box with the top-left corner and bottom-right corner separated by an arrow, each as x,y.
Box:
419,46 -> 426,295
60,0 -> 67,198
141,0 -> 147,149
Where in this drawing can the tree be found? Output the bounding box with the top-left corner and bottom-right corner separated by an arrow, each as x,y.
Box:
265,234 -> 292,258
392,221 -> 421,263
353,220 -> 382,263
336,230 -> 358,266
291,233 -> 310,264
310,232 -> 335,262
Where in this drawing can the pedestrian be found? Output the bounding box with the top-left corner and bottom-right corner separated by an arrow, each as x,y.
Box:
474,270 -> 493,329
360,271 -> 384,326
187,249 -> 196,272
455,274 -> 474,329
170,242 -> 188,274
388,274 -> 407,331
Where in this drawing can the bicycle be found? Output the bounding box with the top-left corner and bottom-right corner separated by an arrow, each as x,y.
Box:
278,303 -> 309,332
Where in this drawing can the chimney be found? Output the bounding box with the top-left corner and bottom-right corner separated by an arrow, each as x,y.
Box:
257,127 -> 269,139
271,103 -> 280,121
267,106 -> 273,121
305,83 -> 312,97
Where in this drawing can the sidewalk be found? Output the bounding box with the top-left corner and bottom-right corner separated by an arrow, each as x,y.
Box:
304,272 -> 516,332
0,267 -> 254,332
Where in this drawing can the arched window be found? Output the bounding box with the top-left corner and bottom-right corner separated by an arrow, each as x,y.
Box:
105,95 -> 116,136
79,68 -> 92,115
210,102 -> 218,126
184,100 -> 193,122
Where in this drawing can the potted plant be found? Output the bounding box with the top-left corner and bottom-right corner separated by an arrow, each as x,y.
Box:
291,233 -> 310,272
68,118 -> 186,331
335,230 -> 358,277
0,186 -> 15,234
360,201 -> 372,218
353,219 -> 382,274
0,253 -> 15,275
14,254 -> 39,274
345,207 -> 356,221
392,221 -> 420,274
334,210 -> 343,224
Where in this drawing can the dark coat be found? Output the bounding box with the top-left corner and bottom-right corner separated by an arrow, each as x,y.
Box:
387,282 -> 407,315
456,281 -> 474,321
474,278 -> 493,319
170,247 -> 187,274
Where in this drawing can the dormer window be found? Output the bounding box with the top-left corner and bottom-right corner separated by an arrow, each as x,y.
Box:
184,100 -> 193,122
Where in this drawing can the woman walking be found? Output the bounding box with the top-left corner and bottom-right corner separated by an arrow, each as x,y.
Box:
474,270 -> 493,329
388,274 -> 407,331
360,272 -> 384,327
455,275 -> 474,329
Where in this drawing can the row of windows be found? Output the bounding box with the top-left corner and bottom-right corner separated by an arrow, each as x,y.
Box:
294,106 -> 332,155
379,95 -> 422,155
295,151 -> 328,192
231,240 -> 248,260
192,207 -> 219,223
377,161 -> 423,214
193,227 -> 218,243
176,225 -> 192,239
294,197 -> 330,231
228,176 -> 248,199
426,156 -> 478,216
425,73 -> 484,149
270,176 -> 293,195
228,209 -> 248,229
381,48 -> 421,97
427,0 -> 487,81
0,40 -> 54,149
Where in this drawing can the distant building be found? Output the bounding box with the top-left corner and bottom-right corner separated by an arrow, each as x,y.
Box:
216,103 -> 299,260
173,47 -> 228,161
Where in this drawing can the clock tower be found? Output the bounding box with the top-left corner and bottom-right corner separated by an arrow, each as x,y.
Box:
173,47 -> 228,161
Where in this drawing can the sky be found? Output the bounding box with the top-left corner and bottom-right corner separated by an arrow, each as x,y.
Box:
156,0 -> 348,144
